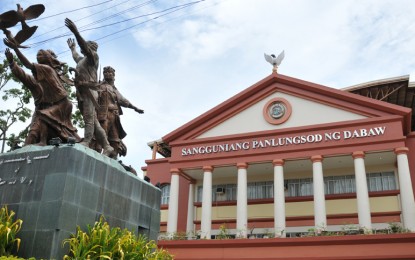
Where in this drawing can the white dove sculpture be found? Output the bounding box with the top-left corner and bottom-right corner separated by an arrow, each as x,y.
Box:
264,50 -> 285,73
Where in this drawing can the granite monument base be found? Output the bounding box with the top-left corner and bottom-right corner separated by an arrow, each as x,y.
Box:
0,144 -> 160,259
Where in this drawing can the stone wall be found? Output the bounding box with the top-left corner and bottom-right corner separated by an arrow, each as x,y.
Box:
0,144 -> 160,259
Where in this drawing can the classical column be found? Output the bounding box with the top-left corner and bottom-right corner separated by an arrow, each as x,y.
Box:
186,181 -> 196,238
166,168 -> 180,235
201,166 -> 213,239
273,159 -> 286,237
352,151 -> 372,231
395,147 -> 415,231
237,162 -> 248,238
311,155 -> 327,230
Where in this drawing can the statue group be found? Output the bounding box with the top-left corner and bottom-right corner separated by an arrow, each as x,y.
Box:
1,4 -> 143,159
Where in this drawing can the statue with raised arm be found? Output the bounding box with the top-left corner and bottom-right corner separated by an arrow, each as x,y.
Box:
4,42 -> 80,145
94,66 -> 144,158
65,18 -> 114,157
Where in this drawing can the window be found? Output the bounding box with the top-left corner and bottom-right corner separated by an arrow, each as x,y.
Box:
195,171 -> 396,202
196,181 -> 275,201
197,184 -> 237,202
286,178 -> 313,197
247,181 -> 274,199
324,175 -> 356,195
160,184 -> 170,205
367,172 -> 396,192
213,184 -> 237,201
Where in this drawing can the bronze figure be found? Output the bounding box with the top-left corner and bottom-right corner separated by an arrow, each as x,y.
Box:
65,18 -> 115,157
1,5 -> 144,160
4,45 -> 80,145
94,66 -> 144,158
0,4 -> 45,48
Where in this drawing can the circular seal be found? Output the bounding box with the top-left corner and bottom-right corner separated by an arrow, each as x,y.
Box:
269,102 -> 286,119
263,97 -> 292,125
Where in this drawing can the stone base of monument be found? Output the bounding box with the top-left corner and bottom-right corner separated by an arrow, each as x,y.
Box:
0,144 -> 160,259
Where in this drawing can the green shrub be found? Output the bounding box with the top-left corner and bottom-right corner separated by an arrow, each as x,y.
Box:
388,222 -> 409,233
63,216 -> 173,260
0,206 -> 22,256
0,256 -> 35,260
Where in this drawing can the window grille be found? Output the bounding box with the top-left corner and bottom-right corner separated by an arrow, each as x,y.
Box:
195,171 -> 396,202
160,184 -> 170,205
367,172 -> 396,192
324,175 -> 356,194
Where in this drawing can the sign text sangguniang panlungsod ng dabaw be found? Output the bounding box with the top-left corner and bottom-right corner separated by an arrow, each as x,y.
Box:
181,126 -> 386,156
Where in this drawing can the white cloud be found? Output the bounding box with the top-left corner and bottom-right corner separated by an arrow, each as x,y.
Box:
2,0 -> 415,176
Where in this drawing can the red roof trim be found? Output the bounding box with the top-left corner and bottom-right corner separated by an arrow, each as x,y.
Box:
162,73 -> 411,144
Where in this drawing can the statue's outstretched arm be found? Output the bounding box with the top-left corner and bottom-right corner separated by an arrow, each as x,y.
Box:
5,48 -> 38,91
116,88 -> 144,114
3,38 -> 33,70
67,38 -> 82,63
65,18 -> 91,58
130,104 -> 144,114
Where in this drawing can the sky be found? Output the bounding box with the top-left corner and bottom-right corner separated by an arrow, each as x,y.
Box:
1,0 -> 415,178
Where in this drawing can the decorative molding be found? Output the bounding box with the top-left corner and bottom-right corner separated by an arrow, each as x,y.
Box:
170,168 -> 181,175
272,159 -> 285,166
192,211 -> 401,225
352,151 -> 365,159
236,162 -> 248,169
202,165 -> 213,172
394,147 -> 409,155
310,155 -> 323,163
263,97 -> 292,125
193,190 -> 400,207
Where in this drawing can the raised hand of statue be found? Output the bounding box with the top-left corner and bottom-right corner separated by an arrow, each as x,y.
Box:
5,48 -> 14,64
65,18 -> 78,34
67,38 -> 76,50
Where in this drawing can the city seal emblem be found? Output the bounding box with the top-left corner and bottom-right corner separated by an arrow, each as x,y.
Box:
263,97 -> 292,125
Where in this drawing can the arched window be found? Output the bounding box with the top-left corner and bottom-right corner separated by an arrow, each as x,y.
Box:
161,184 -> 170,205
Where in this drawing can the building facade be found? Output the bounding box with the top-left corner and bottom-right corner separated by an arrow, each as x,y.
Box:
144,72 -> 415,240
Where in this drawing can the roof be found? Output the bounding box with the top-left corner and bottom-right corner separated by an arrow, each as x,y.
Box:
343,75 -> 415,131
148,73 -> 414,158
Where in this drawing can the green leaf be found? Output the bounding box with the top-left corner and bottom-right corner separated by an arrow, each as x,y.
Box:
63,216 -> 173,259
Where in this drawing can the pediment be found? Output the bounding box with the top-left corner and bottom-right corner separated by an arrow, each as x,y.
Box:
196,91 -> 367,139
163,73 -> 411,144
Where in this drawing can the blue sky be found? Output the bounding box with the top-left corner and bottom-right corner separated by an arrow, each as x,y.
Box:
1,0 -> 415,177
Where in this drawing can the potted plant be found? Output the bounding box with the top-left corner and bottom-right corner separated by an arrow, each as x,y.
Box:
216,224 -> 231,239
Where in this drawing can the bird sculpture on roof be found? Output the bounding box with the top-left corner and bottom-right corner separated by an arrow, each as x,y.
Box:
264,50 -> 285,73
0,4 -> 45,48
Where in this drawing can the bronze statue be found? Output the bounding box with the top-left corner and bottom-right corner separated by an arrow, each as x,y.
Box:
94,66 -> 144,158
0,4 -> 45,48
1,5 -> 144,159
65,18 -> 115,157
4,45 -> 80,145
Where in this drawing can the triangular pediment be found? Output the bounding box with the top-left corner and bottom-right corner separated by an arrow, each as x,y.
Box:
163,73 -> 411,144
196,91 -> 367,139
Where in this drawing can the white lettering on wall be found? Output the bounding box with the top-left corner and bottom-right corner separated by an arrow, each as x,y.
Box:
181,126 -> 387,156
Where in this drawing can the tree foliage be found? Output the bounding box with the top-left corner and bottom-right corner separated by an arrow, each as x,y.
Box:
0,57 -> 31,153
0,55 -> 83,153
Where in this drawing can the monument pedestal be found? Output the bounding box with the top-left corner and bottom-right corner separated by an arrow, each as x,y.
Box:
0,144 -> 160,259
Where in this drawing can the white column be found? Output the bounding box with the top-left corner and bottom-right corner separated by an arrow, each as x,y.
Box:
166,169 -> 180,236
201,166 -> 213,239
273,159 -> 286,237
353,151 -> 372,231
395,147 -> 415,231
186,181 -> 196,238
236,162 -> 248,238
311,155 -> 327,230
